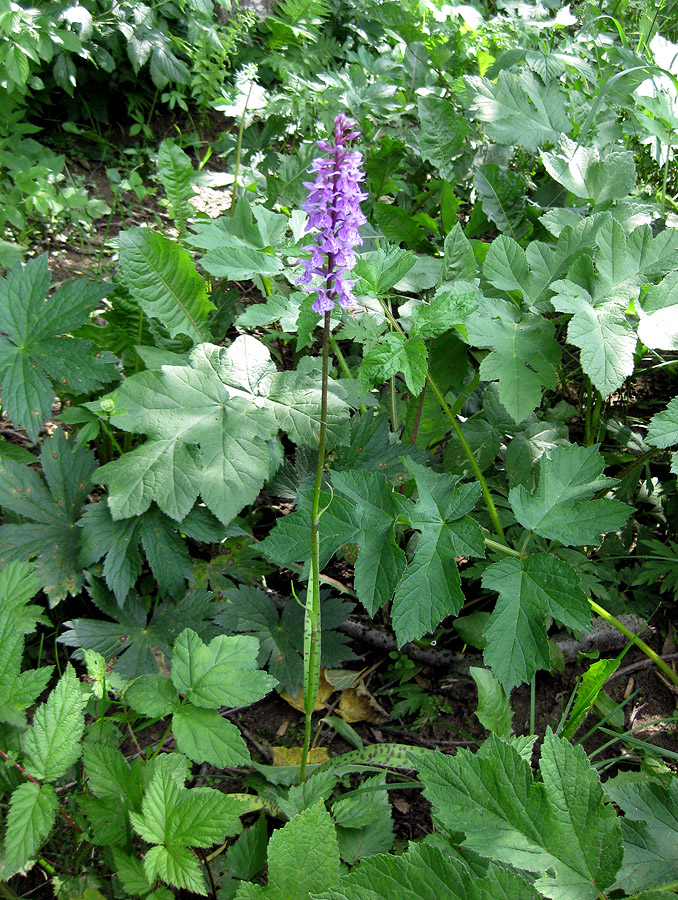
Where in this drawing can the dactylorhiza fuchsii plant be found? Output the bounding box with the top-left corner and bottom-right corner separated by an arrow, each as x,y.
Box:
298,114 -> 366,780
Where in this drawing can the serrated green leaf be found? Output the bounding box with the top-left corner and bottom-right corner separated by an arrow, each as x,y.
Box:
144,843 -> 205,895
443,383 -> 514,473
392,463 -> 483,646
118,228 -> 213,344
59,580 -> 221,679
82,740 -> 142,807
550,279 -> 636,397
213,584 -> 354,694
509,444 -> 632,545
354,245 -> 416,296
236,802 -> 339,900
0,430 -> 97,603
605,775 -> 678,893
331,471 -> 407,616
463,70 -> 569,152
541,137 -> 636,205
333,773 -> 394,864
470,667 -> 513,740
359,332 -> 428,396
188,199 -> 286,281
465,295 -> 560,423
315,842 -> 540,900
79,503 -> 192,604
474,164 -> 530,241
3,782 -> 58,877
96,337 -> 348,525
416,730 -> 623,900
171,628 -> 277,708
482,554 -> 591,691
22,664 -> 88,782
156,140 -> 195,238
111,848 -> 154,898
441,224 -> 478,282
411,282 -> 478,340
125,674 -> 179,717
373,203 -> 429,250
0,256 -> 117,441
647,396 -> 678,448
417,97 -> 471,181
172,705 -> 250,767
79,793 -> 130,847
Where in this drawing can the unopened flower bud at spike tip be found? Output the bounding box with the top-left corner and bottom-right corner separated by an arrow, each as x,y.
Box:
297,114 -> 368,314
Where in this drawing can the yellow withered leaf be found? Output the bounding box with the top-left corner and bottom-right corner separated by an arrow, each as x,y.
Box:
271,746 -> 331,766
280,668 -> 334,713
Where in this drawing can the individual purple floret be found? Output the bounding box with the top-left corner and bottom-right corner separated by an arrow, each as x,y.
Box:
298,113 -> 368,314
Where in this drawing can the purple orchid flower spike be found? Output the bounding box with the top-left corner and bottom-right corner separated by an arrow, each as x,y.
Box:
298,113 -> 368,314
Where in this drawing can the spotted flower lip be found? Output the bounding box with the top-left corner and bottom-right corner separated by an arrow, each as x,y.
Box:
298,113 -> 368,314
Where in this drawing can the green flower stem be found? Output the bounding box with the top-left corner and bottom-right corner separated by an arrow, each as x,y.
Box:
484,537 -> 522,558
588,598 -> 678,687
301,310 -> 331,783
230,79 -> 254,217
329,332 -> 353,380
376,298 -> 506,542
426,375 -> 507,543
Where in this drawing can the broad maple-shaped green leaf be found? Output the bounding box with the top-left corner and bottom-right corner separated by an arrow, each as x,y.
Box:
316,843 -> 540,900
410,282 -> 479,340
188,199 -> 287,281
0,562 -> 52,727
392,462 -> 484,646
118,228 -> 213,345
0,255 -> 118,441
79,502 -> 193,605
417,96 -> 471,181
130,754 -> 243,895
551,218 -> 678,395
416,730 -> 623,900
331,471 -> 408,616
509,444 -> 632,546
0,430 -> 97,604
482,553 -> 591,690
21,664 -> 89,782
465,295 -> 561,423
213,584 -> 355,694
481,219 -> 602,310
605,774 -> 678,893
95,336 -> 349,525
235,802 -> 340,900
541,137 -> 636,205
58,577 -> 221,679
171,628 -> 277,708
463,70 -> 569,152
3,782 -> 59,878
359,332 -> 428,396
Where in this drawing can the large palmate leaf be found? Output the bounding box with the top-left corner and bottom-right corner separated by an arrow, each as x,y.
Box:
605,774 -> 678,893
58,577 -> 222,679
359,332 -> 428,396
481,553 -> 591,690
463,70 -> 569,152
509,444 -> 632,546
417,96 -> 471,181
392,462 -> 484,646
316,843 -> 540,900
331,471 -> 408,616
95,336 -> 349,525
118,228 -> 214,345
551,218 -> 678,396
130,754 -> 243,895
235,803 -> 340,900
0,430 -> 97,603
79,502 -> 193,604
416,730 -> 623,900
464,295 -> 561,423
637,270 -> 678,351
541,137 -> 636,205
187,199 -> 287,281
0,256 -> 118,441
213,584 -> 355,694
